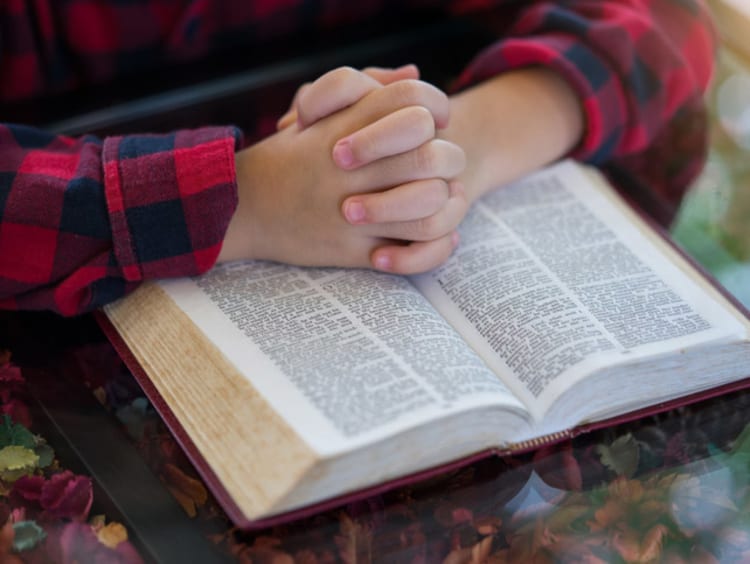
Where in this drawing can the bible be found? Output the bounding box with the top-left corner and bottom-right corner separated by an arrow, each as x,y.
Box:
100,160 -> 750,529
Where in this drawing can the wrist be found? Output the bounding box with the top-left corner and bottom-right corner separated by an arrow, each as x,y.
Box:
441,67 -> 584,201
218,146 -> 264,263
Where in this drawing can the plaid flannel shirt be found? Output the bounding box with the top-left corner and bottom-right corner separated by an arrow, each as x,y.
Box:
0,0 -> 716,315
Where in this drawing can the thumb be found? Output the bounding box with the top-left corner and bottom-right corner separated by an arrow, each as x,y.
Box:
277,64 -> 421,131
361,63 -> 420,85
277,82 -> 310,130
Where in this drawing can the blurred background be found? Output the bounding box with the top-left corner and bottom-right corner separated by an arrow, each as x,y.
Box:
672,0 -> 750,306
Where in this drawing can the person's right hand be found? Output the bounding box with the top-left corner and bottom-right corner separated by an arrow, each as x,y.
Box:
218,68 -> 466,274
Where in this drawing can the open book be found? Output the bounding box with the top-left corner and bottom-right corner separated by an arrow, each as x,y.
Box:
101,161 -> 750,529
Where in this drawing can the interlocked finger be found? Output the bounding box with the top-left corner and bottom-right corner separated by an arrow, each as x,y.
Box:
333,106 -> 436,169
295,67 -> 383,128
348,79 -> 451,130
371,231 -> 460,274
365,181 -> 468,242
279,64 -> 421,130
349,139 -> 465,194
342,178 -> 451,224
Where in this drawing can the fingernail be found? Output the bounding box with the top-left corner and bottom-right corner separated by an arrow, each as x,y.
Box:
344,201 -> 366,224
452,231 -> 460,247
277,111 -> 292,128
333,139 -> 355,169
374,255 -> 392,271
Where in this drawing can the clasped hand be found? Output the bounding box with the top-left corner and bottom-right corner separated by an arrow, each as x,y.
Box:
221,65 -> 468,274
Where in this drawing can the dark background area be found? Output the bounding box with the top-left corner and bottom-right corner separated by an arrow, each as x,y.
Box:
4,16 -> 491,140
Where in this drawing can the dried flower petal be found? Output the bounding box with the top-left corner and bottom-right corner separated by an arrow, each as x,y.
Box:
0,520 -> 14,554
89,514 -> 107,530
0,364 -> 22,383
240,536 -> 294,564
0,402 -> 32,431
12,474 -> 44,502
9,508 -> 25,524
596,433 -> 639,478
611,529 -> 643,562
96,522 -> 128,549
0,417 -> 35,450
474,515 -> 502,535
165,485 -> 199,518
162,463 -> 208,514
612,524 -> 668,563
640,524 -> 669,561
11,520 -> 46,552
608,477 -> 644,503
52,522 -> 143,564
0,446 -> 39,482
39,471 -> 93,521
442,535 -> 493,564
335,513 -> 372,564
34,441 -> 55,469
534,443 -> 582,491
293,549 -> 319,564
591,498 -> 625,530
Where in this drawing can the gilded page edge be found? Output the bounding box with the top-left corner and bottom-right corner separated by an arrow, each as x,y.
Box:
103,281 -> 319,520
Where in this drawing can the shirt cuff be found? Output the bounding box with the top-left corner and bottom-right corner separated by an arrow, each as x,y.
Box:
102,126 -> 242,282
453,35 -> 628,164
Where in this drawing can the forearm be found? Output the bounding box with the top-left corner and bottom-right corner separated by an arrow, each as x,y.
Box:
449,0 -> 714,189
440,67 -> 584,203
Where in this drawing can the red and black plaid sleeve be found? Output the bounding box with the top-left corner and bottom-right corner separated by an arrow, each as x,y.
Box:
450,0 -> 716,213
0,124 -> 240,316
453,0 -> 715,160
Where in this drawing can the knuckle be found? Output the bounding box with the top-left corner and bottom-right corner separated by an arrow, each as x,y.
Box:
368,194 -> 393,221
327,66 -> 359,91
391,79 -> 421,106
297,82 -> 311,98
408,216 -> 437,241
413,143 -> 437,175
433,140 -> 466,176
424,179 -> 450,209
450,143 -> 467,173
408,105 -> 436,135
333,65 -> 358,81
354,130 -> 380,161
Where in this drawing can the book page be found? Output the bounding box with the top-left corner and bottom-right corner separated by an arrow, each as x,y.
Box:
160,264 -> 527,456
413,161 -> 747,422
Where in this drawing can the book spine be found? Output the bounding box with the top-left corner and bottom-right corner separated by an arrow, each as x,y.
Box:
504,430 -> 573,455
